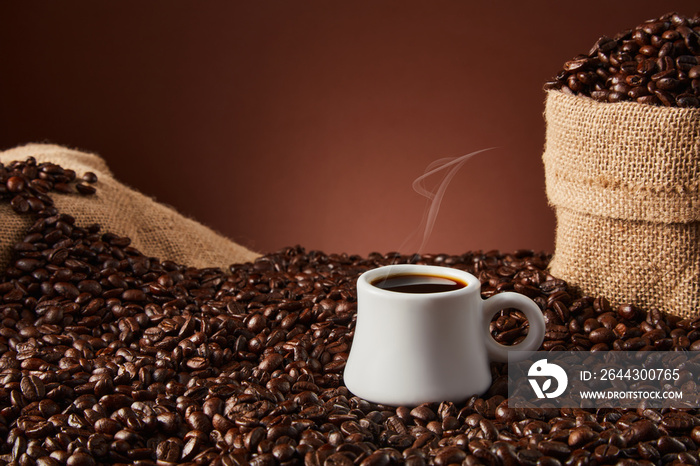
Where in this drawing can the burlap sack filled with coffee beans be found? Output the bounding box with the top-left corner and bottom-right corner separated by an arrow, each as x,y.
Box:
543,89 -> 700,318
0,144 -> 260,271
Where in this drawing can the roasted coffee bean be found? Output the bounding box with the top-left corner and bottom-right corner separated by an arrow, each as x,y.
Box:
538,440 -> 571,459
657,435 -> 687,454
433,446 -> 467,465
588,326 -> 615,345
75,182 -> 96,195
259,352 -> 284,372
568,426 -> 598,448
617,303 -> 638,320
662,411 -> 696,431
625,419 -> 660,445
65,451 -> 96,466
20,375 -> 45,401
410,405 -> 436,423
637,441 -> 661,461
7,175 -> 27,193
81,172 -> 98,184
593,444 -> 620,463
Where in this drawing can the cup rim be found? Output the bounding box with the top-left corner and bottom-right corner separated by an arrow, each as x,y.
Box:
358,264 -> 480,296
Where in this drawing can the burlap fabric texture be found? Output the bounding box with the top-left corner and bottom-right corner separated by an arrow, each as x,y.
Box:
543,89 -> 700,318
0,144 -> 260,272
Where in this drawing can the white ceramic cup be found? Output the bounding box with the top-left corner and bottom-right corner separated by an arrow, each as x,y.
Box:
343,264 -> 546,405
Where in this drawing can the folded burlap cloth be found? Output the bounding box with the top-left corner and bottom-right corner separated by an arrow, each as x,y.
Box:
543,90 -> 700,318
0,144 -> 260,271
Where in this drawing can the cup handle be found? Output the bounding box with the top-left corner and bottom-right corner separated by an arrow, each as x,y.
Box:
482,292 -> 546,363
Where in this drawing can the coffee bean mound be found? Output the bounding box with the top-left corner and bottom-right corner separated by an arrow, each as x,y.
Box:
2,159 -> 700,465
544,12 -> 700,107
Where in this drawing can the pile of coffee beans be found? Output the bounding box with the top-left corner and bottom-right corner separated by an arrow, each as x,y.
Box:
544,12 -> 700,107
2,158 -> 700,465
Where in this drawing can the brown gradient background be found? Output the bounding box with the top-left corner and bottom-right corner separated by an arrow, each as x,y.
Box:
1,2 -> 698,257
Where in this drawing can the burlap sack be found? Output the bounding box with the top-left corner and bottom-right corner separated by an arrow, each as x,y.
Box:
543,89 -> 700,318
1,144 -> 261,272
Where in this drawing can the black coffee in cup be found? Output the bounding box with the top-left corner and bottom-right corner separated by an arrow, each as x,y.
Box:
371,273 -> 467,294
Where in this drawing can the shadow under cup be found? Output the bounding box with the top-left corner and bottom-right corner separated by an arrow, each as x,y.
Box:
343,264 -> 545,406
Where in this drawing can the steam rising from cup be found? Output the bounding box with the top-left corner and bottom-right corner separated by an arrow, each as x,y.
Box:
407,148 -> 495,253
